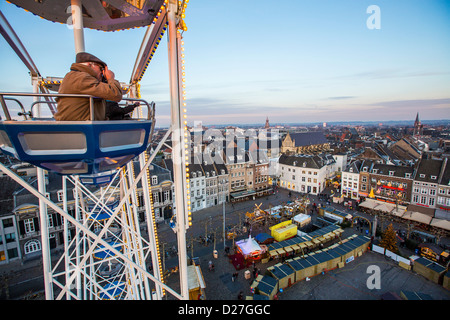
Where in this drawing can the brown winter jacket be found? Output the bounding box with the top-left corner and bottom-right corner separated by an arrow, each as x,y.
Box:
54,63 -> 123,121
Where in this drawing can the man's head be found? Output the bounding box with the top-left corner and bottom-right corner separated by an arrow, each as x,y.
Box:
76,52 -> 107,81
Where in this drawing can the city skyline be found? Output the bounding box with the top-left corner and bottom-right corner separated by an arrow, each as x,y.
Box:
0,0 -> 449,126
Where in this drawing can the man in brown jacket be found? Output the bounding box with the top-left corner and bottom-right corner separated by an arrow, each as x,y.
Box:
54,52 -> 123,121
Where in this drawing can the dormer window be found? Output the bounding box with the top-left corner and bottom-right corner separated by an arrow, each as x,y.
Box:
419,174 -> 425,178
362,167 -> 367,172
349,168 -> 353,173
405,173 -> 411,178
431,175 -> 437,180
389,171 -> 394,176
373,169 -> 378,174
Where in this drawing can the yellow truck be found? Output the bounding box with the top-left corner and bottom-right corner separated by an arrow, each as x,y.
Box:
269,220 -> 298,242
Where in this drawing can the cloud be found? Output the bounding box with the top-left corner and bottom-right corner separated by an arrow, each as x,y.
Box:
337,69 -> 450,81
368,98 -> 450,109
326,96 -> 357,100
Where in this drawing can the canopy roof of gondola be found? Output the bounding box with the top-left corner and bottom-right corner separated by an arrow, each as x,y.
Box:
7,0 -> 167,31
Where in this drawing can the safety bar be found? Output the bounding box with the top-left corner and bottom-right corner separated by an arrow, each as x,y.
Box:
0,92 -> 154,121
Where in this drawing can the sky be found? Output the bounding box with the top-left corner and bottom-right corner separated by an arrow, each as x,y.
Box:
0,0 -> 449,127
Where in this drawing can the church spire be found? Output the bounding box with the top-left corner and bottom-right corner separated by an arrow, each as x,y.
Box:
413,112 -> 422,136
264,116 -> 270,129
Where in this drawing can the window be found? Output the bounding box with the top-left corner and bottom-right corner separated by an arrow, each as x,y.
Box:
57,190 -> 64,202
5,233 -> 15,243
405,173 -> 411,178
431,176 -> 437,180
2,218 -> 13,229
389,171 -> 394,176
24,218 -> 35,234
413,194 -> 419,203
429,189 -> 436,196
47,214 -> 53,228
24,240 -> 41,254
419,174 -> 425,178
420,196 -> 427,205
153,192 -> 159,203
151,176 -> 158,185
164,190 -> 170,202
428,198 -> 435,206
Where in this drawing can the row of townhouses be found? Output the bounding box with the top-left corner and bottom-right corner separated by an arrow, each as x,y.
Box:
341,156 -> 450,220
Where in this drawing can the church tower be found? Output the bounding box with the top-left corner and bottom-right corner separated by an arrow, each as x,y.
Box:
264,116 -> 270,129
413,112 -> 423,136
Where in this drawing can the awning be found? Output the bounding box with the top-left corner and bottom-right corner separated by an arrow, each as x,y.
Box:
358,199 -> 378,209
231,190 -> 256,199
374,202 -> 396,213
429,218 -> 450,231
402,211 -> 433,225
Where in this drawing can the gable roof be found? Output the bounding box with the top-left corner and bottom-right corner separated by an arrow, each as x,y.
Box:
287,131 -> 328,147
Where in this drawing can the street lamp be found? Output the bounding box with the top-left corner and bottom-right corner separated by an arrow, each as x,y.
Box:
223,187 -> 226,250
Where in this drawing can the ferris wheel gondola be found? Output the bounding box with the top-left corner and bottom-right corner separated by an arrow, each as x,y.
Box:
0,92 -> 155,176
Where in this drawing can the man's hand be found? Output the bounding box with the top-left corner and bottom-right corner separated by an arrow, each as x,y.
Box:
103,65 -> 115,81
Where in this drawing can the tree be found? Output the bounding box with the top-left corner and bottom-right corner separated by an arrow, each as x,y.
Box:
379,223 -> 398,253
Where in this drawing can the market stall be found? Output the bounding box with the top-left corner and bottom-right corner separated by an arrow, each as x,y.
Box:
187,264 -> 206,300
268,263 -> 296,289
235,236 -> 266,261
292,213 -> 311,228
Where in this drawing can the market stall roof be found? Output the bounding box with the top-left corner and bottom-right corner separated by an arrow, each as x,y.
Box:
402,211 -> 433,225
254,233 -> 274,244
358,199 -> 378,209
187,265 -> 205,292
429,218 -> 450,231
236,236 -> 262,255
391,207 -> 406,217
373,202 -> 396,213
292,213 -> 311,224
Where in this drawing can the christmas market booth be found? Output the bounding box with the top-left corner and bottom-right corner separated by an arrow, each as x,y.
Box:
235,236 -> 266,261
187,264 -> 206,300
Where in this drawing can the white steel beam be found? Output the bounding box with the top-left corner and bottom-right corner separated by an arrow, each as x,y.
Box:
167,0 -> 189,300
